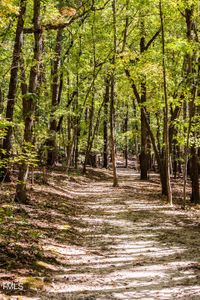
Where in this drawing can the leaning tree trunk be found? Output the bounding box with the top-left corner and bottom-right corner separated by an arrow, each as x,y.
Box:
140,81 -> 149,180
15,0 -> 42,203
0,0 -> 26,182
140,22 -> 149,180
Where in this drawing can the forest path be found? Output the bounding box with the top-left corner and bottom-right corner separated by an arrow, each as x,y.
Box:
1,169 -> 200,300
41,169 -> 200,300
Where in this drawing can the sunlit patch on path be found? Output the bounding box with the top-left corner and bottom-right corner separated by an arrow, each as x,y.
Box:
0,169 -> 200,299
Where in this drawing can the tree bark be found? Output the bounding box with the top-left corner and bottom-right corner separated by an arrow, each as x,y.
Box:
139,22 -> 149,180
47,29 -> 63,167
0,0 -> 26,182
183,7 -> 199,206
160,0 -> 172,205
83,92 -> 94,173
110,0 -> 118,187
15,0 -> 42,203
83,11 -> 96,174
0,87 -> 3,114
124,103 -> 128,168
190,146 -> 200,203
103,76 -> 110,168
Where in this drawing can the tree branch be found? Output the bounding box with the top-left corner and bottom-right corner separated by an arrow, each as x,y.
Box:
124,69 -> 141,103
124,69 -> 161,167
145,28 -> 161,51
24,1 -> 111,34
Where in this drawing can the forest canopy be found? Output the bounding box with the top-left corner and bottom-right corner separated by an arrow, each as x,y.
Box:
0,0 -> 199,205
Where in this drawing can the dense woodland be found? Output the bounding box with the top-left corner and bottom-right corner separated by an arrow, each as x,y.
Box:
1,1 -> 200,298
0,0 -> 200,204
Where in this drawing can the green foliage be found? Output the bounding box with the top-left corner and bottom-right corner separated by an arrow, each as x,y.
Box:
0,118 -> 9,139
0,0 -> 200,178
0,205 -> 14,224
0,0 -> 19,17
13,142 -> 39,167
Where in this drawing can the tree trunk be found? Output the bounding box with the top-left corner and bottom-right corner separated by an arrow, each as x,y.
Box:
125,68 -> 171,196
124,103 -> 128,168
83,12 -> 96,174
160,0 -> 172,205
0,0 -> 26,182
15,0 -> 42,203
83,93 -> 94,173
190,146 -> 200,203
140,24 -> 149,180
66,115 -> 72,172
83,99 -> 104,172
47,29 -> 63,167
183,7 -> 199,207
110,0 -> 118,187
0,87 -> 3,114
103,76 -> 110,168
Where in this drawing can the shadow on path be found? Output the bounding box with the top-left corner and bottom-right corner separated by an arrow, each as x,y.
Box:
0,169 -> 200,299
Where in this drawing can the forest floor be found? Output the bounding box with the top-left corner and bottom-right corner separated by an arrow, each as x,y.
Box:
0,167 -> 200,300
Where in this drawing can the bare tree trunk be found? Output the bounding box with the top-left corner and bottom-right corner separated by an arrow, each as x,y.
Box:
0,0 -> 26,182
103,76 -> 110,168
47,29 -> 63,167
83,92 -> 94,173
0,87 -> 3,114
140,21 -> 149,180
74,89 -> 80,170
83,11 -> 96,174
83,99 -> 104,172
15,0 -> 42,203
190,146 -> 200,203
183,8 -> 199,206
124,103 -> 128,168
160,0 -> 172,205
110,0 -> 118,187
66,115 -> 72,172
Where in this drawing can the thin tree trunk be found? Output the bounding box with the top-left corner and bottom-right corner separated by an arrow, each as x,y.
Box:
83,11 -> 96,174
84,99 -> 104,172
103,76 -> 110,168
83,92 -> 94,173
74,81 -> 80,170
159,0 -> 172,205
126,67 -> 168,186
121,0 -> 129,53
110,0 -> 118,187
124,103 -> 128,168
0,87 -> 3,114
47,28 -> 63,167
140,21 -> 149,180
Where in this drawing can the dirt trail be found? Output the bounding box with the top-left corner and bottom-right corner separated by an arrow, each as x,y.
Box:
1,169 -> 200,299
42,169 -> 200,300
